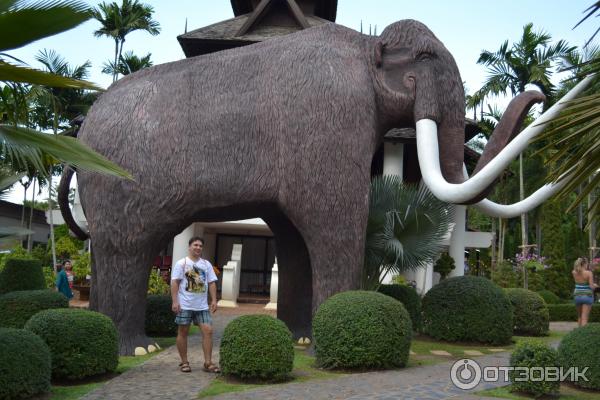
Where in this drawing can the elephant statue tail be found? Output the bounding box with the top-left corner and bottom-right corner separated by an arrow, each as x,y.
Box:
58,115 -> 90,241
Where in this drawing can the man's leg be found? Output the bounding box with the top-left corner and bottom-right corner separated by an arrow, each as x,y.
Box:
199,323 -> 213,365
177,324 -> 190,364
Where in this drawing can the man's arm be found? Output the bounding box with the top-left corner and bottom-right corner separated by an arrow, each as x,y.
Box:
209,281 -> 217,313
171,279 -> 181,313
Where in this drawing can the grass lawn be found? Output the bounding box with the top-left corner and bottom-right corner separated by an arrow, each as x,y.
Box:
408,330 -> 567,366
199,331 -> 568,398
45,335 -> 177,400
478,384 -> 600,399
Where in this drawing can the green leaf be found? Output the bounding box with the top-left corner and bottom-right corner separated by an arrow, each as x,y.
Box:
0,0 -> 91,52
0,61 -> 101,89
1,125 -> 133,179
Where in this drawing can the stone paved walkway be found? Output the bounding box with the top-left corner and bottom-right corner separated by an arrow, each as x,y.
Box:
80,316 -> 577,400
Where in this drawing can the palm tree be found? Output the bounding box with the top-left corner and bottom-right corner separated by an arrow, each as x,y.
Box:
363,175 -> 451,290
101,51 -> 152,77
536,2 -> 600,229
477,23 -> 574,102
92,0 -> 160,82
477,24 -> 574,276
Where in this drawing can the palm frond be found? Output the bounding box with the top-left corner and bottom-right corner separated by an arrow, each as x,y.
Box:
1,125 -> 133,179
363,175 -> 452,290
0,0 -> 91,52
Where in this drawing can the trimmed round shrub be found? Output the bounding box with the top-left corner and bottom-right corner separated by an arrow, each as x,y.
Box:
509,341 -> 559,397
220,315 -> 293,381
378,284 -> 422,332
558,323 -> 600,390
0,290 -> 69,328
25,308 -> 118,380
313,290 -> 412,369
0,258 -> 45,295
145,294 -> 177,336
505,288 -> 549,336
422,276 -> 512,345
0,328 -> 51,399
537,290 -> 561,305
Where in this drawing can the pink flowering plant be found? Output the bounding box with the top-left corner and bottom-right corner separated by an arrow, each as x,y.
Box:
515,253 -> 548,272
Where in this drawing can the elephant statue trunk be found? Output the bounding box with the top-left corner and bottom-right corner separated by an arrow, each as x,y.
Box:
416,74 -> 593,213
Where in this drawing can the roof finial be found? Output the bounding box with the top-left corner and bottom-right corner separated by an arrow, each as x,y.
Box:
184,17 -> 188,34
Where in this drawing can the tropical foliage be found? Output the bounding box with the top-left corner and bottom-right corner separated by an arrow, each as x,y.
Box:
92,0 -> 160,82
363,175 -> 451,290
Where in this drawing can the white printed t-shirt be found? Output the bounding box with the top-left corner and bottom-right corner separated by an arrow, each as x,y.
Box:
171,257 -> 218,311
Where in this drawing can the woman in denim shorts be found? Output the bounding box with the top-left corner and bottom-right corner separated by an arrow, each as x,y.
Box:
572,257 -> 597,327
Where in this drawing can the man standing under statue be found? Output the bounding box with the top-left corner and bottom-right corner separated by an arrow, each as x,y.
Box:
171,236 -> 220,373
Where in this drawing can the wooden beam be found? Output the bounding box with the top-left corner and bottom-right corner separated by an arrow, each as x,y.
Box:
236,0 -> 272,37
285,0 -> 310,29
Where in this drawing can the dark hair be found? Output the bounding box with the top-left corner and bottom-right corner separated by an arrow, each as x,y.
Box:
188,236 -> 204,246
55,264 -> 63,272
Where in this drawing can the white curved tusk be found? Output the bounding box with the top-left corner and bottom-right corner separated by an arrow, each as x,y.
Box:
416,75 -> 593,204
463,165 -> 569,218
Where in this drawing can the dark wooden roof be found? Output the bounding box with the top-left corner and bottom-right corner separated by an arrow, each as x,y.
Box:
178,13 -> 331,57
383,118 -> 483,165
230,0 -> 337,22
179,0 -> 336,57
0,200 -> 47,225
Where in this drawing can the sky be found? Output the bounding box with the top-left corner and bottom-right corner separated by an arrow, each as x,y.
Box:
4,0 -> 598,204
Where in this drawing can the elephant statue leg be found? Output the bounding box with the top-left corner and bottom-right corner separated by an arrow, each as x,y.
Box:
265,213 -> 313,339
88,228 -> 161,355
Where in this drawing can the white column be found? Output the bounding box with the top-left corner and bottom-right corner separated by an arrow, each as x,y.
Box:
383,142 -> 404,177
448,205 -> 466,277
264,258 -> 278,310
218,244 -> 242,308
382,142 -> 404,284
172,224 -> 195,264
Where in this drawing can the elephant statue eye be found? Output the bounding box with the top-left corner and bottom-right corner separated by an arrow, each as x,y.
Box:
417,52 -> 433,62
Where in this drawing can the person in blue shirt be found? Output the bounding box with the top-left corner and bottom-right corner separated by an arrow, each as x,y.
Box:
55,263 -> 73,300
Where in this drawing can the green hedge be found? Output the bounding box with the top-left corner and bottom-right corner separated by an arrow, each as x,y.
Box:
0,328 -> 51,399
510,341 -> 559,397
220,315 -> 293,381
536,290 -> 561,305
313,291 -> 412,369
378,284 -> 422,332
422,276 -> 513,345
548,304 -> 600,322
25,308 -> 119,380
558,323 -> 600,390
0,259 -> 45,295
0,290 -> 69,329
145,295 -> 177,336
504,288 -> 549,336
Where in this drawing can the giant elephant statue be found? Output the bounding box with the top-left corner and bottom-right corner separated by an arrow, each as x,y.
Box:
59,19 -> 589,354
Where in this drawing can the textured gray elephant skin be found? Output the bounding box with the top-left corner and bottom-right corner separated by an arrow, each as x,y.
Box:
77,20 -> 467,354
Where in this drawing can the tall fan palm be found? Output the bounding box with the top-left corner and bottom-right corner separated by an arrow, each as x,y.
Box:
363,175 -> 451,290
92,0 -> 160,82
0,0 -> 131,179
101,51 -> 152,77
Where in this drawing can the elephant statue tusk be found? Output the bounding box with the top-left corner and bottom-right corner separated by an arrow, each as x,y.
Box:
464,165 -> 570,218
416,74 -> 594,204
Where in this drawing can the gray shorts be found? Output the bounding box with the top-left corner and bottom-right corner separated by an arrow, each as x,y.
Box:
174,309 -> 212,326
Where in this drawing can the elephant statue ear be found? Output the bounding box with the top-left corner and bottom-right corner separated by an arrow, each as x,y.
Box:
374,41 -> 384,68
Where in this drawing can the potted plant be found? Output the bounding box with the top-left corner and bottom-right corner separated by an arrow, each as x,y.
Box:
72,252 -> 91,301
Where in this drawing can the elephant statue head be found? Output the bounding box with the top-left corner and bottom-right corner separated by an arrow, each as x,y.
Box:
369,20 -> 591,213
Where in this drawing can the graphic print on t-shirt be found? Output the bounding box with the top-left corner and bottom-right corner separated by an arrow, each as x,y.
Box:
185,265 -> 206,293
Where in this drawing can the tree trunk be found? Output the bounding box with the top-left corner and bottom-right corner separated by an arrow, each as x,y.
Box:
26,178 -> 36,252
113,38 -> 119,82
519,153 -> 528,289
491,218 -> 497,270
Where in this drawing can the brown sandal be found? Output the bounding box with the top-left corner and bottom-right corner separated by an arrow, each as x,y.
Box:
203,362 -> 221,373
179,362 -> 191,373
